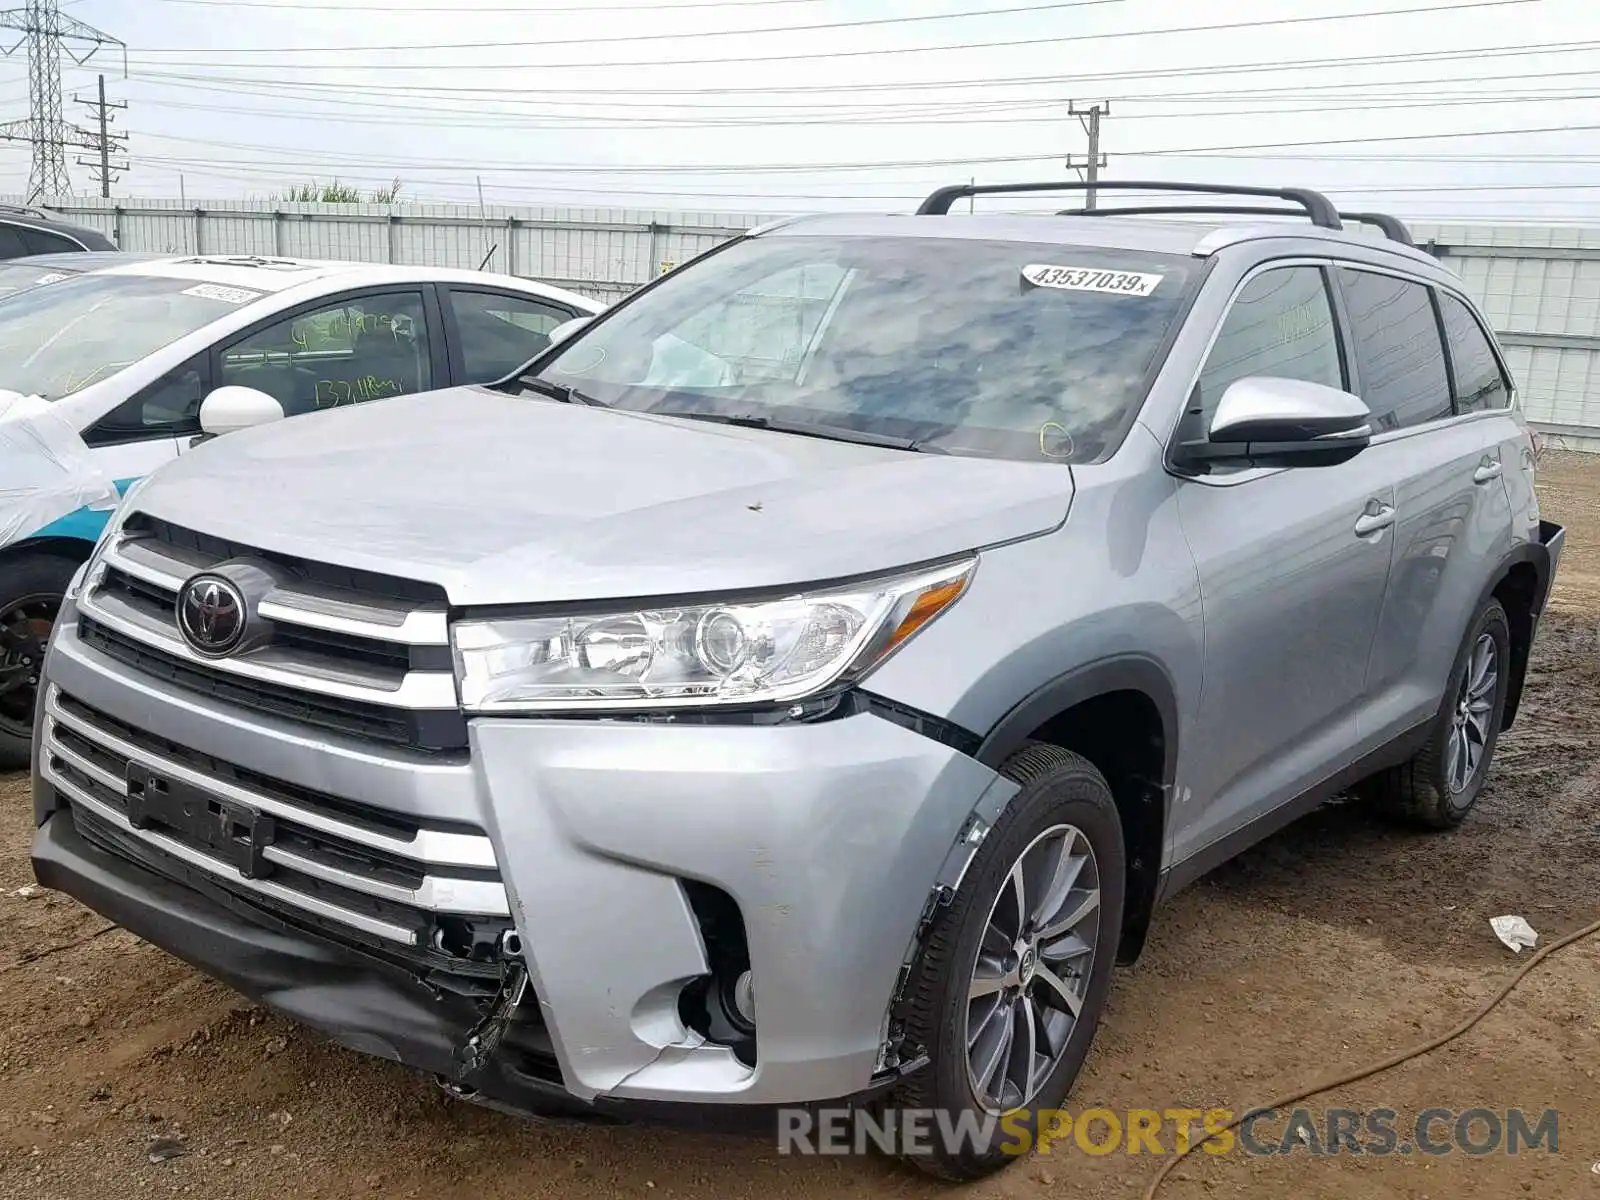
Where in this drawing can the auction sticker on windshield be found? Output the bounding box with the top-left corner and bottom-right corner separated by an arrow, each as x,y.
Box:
1021,264 -> 1164,297
181,283 -> 262,304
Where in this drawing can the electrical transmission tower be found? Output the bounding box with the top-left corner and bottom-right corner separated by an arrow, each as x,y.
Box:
0,0 -> 124,203
75,74 -> 126,197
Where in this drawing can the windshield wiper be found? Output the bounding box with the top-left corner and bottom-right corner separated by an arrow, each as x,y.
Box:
659,410 -> 948,454
510,375 -> 608,407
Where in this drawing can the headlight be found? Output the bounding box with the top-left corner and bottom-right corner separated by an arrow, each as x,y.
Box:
453,558 -> 975,713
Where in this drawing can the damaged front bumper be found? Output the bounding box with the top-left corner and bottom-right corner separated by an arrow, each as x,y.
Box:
32,610 -> 1016,1121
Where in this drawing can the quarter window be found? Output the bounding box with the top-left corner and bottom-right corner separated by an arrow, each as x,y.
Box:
1438,292 -> 1510,413
218,291 -> 432,416
1195,266 -> 1343,426
83,355 -> 209,446
1338,268 -> 1452,430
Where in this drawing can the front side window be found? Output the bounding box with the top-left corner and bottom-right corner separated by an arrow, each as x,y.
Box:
1438,292 -> 1510,414
1338,268 -> 1452,431
1195,266 -> 1343,426
218,291 -> 431,416
448,289 -> 577,383
0,273 -> 248,399
530,234 -> 1198,463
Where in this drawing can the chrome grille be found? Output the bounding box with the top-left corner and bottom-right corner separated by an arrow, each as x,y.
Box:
76,515 -> 465,752
40,686 -> 507,948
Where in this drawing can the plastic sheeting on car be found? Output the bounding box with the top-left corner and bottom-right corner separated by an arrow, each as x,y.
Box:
0,390 -> 120,550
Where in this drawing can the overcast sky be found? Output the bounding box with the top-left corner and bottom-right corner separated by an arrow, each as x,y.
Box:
0,0 -> 1594,221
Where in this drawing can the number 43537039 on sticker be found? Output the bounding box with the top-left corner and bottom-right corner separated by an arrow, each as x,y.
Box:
1021,264 -> 1164,297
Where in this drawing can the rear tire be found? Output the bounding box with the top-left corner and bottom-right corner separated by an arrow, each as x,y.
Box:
0,553 -> 78,770
1358,598 -> 1511,830
895,743 -> 1125,1180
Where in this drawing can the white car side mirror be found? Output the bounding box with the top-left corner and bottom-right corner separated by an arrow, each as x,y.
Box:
198,386 -> 285,437
545,316 -> 591,347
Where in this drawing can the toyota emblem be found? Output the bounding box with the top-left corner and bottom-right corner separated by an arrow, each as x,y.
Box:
176,574 -> 247,657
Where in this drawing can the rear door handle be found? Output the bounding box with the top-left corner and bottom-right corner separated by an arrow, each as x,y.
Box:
1473,457 -> 1503,484
1354,503 -> 1396,537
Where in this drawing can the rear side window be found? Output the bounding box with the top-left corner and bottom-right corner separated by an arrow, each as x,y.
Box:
1338,268 -> 1451,431
18,227 -> 77,255
0,223 -> 28,260
447,289 -> 578,383
1438,292 -> 1510,413
1195,265 -> 1343,426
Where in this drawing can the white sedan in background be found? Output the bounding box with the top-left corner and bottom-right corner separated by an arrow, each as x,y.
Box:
0,255 -> 604,766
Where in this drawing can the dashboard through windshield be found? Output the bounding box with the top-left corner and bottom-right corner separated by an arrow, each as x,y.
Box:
0,273 -> 250,400
532,233 -> 1197,463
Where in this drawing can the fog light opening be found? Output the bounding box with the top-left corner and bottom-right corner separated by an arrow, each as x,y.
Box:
678,880 -> 756,1067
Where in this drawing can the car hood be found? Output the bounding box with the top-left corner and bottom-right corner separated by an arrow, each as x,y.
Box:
133,387 -> 1074,605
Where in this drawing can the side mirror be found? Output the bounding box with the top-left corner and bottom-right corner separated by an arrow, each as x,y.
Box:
1180,377 -> 1372,469
197,386 -> 285,438
545,316 -> 592,347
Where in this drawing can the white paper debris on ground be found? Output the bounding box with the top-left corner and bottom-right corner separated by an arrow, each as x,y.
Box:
1490,915 -> 1539,953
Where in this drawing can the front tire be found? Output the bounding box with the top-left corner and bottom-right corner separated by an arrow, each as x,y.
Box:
895,743 -> 1125,1180
1359,598 -> 1511,829
0,552 -> 78,770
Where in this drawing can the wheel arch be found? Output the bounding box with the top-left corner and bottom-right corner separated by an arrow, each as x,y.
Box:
975,654 -> 1179,965
1,535 -> 97,569
1478,529 -> 1558,732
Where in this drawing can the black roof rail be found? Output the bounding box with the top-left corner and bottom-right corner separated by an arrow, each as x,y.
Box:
1046,202 -> 1413,247
0,201 -> 48,218
916,180 -> 1343,229
1336,211 -> 1413,246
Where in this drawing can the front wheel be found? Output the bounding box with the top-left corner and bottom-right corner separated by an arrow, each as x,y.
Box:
0,553 -> 79,770
894,743 -> 1125,1180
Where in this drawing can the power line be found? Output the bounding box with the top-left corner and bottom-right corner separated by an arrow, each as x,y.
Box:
152,0 -> 832,10
129,0 -> 1125,54
108,88 -> 1600,134
0,0 -> 122,200
111,120 -> 1600,178
124,63 -> 1600,114
118,39 -> 1600,99
116,1 -> 1535,70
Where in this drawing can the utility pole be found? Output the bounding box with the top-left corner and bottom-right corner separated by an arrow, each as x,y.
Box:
0,1 -> 124,203
1068,100 -> 1110,210
74,73 -> 126,197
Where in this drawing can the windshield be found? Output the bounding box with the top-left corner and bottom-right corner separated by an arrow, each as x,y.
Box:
532,233 -> 1197,462
0,272 -> 252,399
0,261 -> 78,300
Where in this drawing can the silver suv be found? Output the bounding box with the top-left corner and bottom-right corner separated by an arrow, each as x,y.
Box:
29,181 -> 1564,1179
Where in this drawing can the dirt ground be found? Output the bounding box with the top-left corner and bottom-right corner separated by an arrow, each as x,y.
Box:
4,456 -> 1600,1200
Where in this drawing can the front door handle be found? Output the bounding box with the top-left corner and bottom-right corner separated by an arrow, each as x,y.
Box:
1473,457 -> 1503,484
1355,503 -> 1396,537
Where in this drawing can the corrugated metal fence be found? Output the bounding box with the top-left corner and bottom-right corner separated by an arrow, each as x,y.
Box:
11,195 -> 763,307
13,199 -> 1600,449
